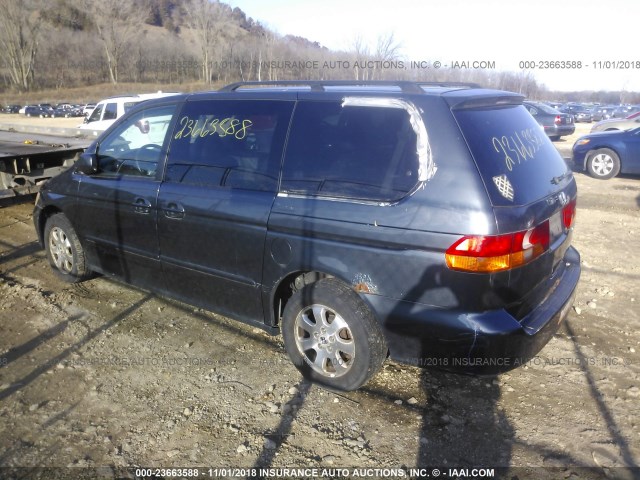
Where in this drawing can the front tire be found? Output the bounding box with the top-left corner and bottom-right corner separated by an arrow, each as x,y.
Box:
586,148 -> 620,179
44,213 -> 90,283
282,278 -> 387,391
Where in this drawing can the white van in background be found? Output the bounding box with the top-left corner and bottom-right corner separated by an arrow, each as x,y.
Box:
78,92 -> 180,132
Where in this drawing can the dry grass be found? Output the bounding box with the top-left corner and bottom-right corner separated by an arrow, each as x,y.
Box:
0,81 -> 223,106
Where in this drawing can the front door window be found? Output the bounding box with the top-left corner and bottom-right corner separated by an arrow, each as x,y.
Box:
96,105 -> 176,178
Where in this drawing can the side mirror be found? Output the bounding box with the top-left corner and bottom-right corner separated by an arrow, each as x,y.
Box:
76,152 -> 98,175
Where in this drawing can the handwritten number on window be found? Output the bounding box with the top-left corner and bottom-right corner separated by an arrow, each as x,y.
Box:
492,128 -> 544,171
174,116 -> 253,141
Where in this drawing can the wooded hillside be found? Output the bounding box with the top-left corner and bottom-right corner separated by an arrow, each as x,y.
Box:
0,0 -> 637,103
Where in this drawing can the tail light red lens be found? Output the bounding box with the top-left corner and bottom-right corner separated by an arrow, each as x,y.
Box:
554,115 -> 562,125
445,221 -> 550,273
562,198 -> 576,230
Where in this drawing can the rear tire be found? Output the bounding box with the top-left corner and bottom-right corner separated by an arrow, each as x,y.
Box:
549,135 -> 560,141
282,278 -> 387,391
44,213 -> 91,283
586,148 -> 620,179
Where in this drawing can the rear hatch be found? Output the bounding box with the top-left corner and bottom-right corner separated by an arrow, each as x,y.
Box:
449,98 -> 577,317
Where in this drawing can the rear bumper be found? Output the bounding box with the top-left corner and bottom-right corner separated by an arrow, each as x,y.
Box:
544,124 -> 575,137
369,246 -> 581,374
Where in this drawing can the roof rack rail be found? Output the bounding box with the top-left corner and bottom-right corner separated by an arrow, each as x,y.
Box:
218,80 -> 481,93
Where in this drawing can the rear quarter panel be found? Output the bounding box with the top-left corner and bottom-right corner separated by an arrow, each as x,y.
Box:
264,95 -> 501,319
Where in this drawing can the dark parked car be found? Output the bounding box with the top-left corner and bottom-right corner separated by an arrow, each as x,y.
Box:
612,105 -> 640,118
51,105 -> 84,118
51,107 -> 72,118
561,104 -> 592,122
24,105 -> 51,117
590,105 -> 617,122
36,103 -> 55,116
573,127 -> 640,179
2,104 -> 21,113
71,105 -> 85,116
34,81 -> 580,391
559,103 -> 580,115
524,101 -> 575,140
602,106 -> 618,120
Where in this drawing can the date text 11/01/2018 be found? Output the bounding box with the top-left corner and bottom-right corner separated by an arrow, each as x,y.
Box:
519,60 -> 640,69
134,467 -> 497,478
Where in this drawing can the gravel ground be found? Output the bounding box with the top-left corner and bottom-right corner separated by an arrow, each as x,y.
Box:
0,122 -> 638,480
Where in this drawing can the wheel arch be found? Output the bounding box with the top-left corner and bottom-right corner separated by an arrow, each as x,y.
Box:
36,205 -> 64,246
269,268 -> 384,332
270,270 -> 333,328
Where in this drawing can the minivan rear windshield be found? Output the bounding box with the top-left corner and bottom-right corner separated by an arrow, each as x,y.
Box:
454,104 -> 571,206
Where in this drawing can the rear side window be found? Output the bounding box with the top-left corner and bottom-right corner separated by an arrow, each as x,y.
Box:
165,100 -> 294,192
103,102 -> 118,120
281,101 -> 419,202
454,105 -> 571,206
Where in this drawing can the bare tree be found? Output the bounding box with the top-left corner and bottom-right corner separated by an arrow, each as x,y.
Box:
0,0 -> 42,91
84,0 -> 149,84
373,32 -> 402,80
349,33 -> 402,81
351,35 -> 370,81
184,0 -> 226,85
375,32 -> 401,62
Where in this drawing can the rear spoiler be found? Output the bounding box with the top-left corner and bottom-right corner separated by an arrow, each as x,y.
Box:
444,90 -> 524,110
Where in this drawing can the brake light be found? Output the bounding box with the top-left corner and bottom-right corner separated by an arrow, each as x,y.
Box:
445,221 -> 550,273
554,115 -> 562,125
562,198 -> 576,230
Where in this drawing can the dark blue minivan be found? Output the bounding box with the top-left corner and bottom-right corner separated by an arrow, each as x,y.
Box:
34,81 -> 580,390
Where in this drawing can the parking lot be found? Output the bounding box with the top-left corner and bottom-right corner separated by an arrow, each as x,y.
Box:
0,122 -> 638,478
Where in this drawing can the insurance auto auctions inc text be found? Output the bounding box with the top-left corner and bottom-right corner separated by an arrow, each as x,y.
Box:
175,59 -> 496,71
204,467 -> 496,478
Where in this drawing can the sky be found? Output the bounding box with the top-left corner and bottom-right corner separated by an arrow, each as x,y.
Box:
226,0 -> 640,92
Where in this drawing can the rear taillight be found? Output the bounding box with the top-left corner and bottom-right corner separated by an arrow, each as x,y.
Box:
554,115 -> 562,125
562,198 -> 576,230
445,222 -> 550,273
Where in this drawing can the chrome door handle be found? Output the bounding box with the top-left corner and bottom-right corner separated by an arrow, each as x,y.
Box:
133,197 -> 152,214
163,202 -> 185,219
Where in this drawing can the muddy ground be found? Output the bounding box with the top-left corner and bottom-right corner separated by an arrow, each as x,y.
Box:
0,122 -> 638,479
